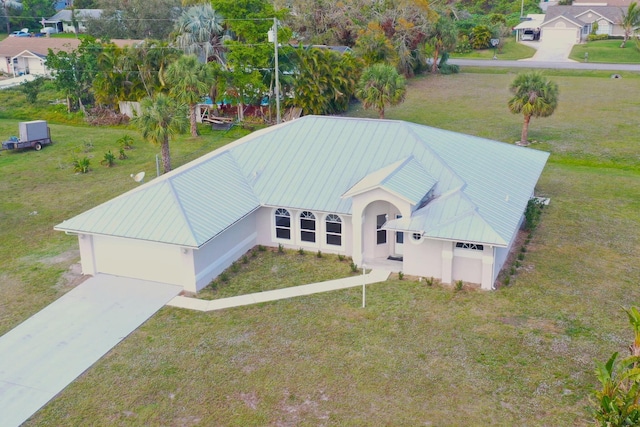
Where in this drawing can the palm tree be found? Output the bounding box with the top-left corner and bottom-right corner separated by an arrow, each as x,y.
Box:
1,0 -> 22,35
355,63 -> 406,119
165,55 -> 216,137
133,93 -> 188,174
508,72 -> 559,145
175,4 -> 225,65
427,14 -> 458,73
620,2 -> 640,48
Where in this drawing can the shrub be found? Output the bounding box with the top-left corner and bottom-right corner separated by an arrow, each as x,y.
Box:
455,35 -> 473,54
230,262 -> 240,273
118,148 -> 128,160
72,156 -> 91,173
316,250 -> 322,258
425,277 -> 434,286
241,255 -> 249,264
337,254 -> 345,262
504,276 -> 511,286
219,272 -> 229,282
470,25 -> 493,49
398,271 -> 404,280
19,77 -> 44,104
100,150 -> 116,167
258,244 -> 267,252
350,261 -> 358,272
518,252 -> 525,261
298,247 -> 305,255
525,198 -> 544,231
117,134 -> 134,150
455,280 -> 464,291
587,34 -> 609,41
278,243 -> 284,254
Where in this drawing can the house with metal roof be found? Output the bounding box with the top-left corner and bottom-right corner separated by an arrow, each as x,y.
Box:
55,116 -> 549,292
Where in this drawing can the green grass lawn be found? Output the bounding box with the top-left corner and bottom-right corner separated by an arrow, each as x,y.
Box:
197,248 -> 357,300
570,39 -> 640,63
450,37 -> 536,60
5,70 -> 640,425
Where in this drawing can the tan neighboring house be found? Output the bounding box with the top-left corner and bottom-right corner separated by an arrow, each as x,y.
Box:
540,0 -> 635,43
0,37 -> 140,77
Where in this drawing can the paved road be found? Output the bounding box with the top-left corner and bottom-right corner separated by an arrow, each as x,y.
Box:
449,58 -> 640,71
0,275 -> 181,427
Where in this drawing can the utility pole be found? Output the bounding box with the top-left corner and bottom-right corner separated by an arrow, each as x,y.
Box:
268,18 -> 281,124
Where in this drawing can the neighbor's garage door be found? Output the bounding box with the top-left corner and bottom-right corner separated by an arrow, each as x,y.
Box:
93,235 -> 188,285
542,26 -> 579,45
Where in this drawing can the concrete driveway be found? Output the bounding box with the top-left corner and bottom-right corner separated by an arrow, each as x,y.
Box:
519,39 -> 577,62
0,274 -> 181,427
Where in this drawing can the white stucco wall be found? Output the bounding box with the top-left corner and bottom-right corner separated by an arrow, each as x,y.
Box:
192,211 -> 258,292
402,236 -> 443,279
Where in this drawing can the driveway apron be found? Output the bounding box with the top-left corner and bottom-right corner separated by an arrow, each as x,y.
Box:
0,274 -> 181,427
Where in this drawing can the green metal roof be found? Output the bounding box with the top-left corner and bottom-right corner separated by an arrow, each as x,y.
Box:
55,116 -> 549,248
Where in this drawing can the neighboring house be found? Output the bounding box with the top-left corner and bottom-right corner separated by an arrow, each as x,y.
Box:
42,9 -> 102,34
0,38 -> 140,77
55,116 -> 549,293
541,4 -> 627,43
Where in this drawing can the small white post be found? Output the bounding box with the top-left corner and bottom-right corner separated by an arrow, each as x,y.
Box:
362,264 -> 366,308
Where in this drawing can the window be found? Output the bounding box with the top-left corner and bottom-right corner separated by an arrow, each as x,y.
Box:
300,211 -> 316,243
395,214 -> 403,244
455,242 -> 484,251
326,214 -> 342,246
275,208 -> 290,240
412,233 -> 423,241
376,214 -> 387,244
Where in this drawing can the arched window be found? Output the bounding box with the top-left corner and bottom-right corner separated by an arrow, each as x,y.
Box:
300,211 -> 316,243
326,214 -> 342,246
275,208 -> 291,240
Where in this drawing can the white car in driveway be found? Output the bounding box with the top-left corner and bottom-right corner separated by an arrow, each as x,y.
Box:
9,28 -> 30,37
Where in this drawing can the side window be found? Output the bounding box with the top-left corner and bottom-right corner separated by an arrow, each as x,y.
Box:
376,214 -> 387,245
455,242 -> 483,251
326,214 -> 342,246
395,214 -> 403,244
300,211 -> 316,243
275,208 -> 290,240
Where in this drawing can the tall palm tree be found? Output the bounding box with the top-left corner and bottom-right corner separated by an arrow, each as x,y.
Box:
427,14 -> 458,73
620,2 -> 640,48
175,4 -> 225,65
355,63 -> 406,119
508,72 -> 559,145
133,93 -> 188,174
165,54 -> 215,137
1,0 -> 22,35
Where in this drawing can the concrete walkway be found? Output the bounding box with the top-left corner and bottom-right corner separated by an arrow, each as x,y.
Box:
167,269 -> 391,312
0,275 -> 181,427
0,74 -> 36,90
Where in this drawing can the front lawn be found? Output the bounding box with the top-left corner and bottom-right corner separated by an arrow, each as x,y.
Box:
197,248 -> 357,300
570,39 -> 640,63
450,37 -> 536,60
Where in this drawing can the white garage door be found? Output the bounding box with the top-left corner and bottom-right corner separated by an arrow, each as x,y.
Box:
542,28 -> 578,44
93,236 -> 189,285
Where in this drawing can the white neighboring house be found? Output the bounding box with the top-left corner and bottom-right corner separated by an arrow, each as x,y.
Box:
41,9 -> 102,34
0,37 -> 140,77
55,116 -> 550,293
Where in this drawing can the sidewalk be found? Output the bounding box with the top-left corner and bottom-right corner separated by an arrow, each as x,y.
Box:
0,74 -> 36,90
167,269 -> 391,312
